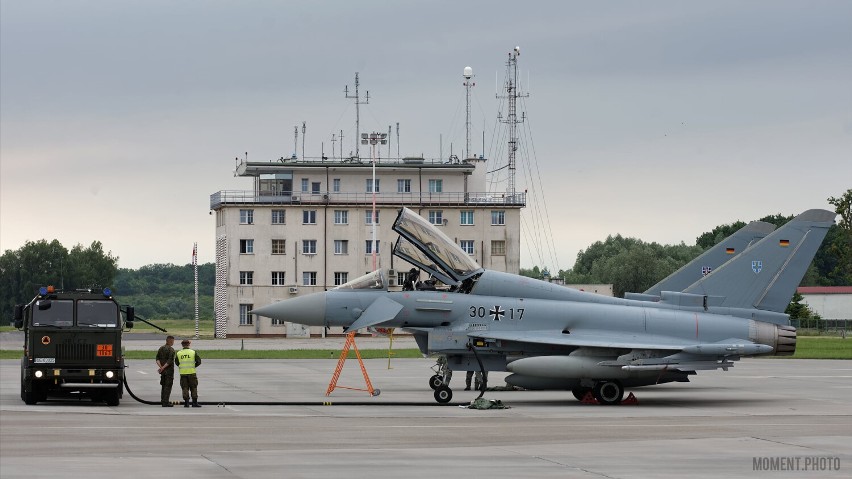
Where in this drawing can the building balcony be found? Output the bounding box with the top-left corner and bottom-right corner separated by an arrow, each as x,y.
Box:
210,191 -> 526,210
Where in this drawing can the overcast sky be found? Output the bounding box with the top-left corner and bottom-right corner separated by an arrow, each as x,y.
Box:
2,0 -> 850,271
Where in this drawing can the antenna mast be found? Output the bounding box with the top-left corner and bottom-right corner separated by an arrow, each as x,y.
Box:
344,73 -> 369,159
293,126 -> 298,159
301,121 -> 306,160
463,66 -> 475,159
497,46 -> 528,197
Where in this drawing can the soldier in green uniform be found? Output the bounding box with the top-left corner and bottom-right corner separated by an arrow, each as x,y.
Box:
155,335 -> 176,407
175,339 -> 202,408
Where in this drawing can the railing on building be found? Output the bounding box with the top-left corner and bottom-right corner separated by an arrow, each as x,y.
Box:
210,191 -> 526,209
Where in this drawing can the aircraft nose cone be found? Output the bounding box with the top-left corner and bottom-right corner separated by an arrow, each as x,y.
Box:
251,293 -> 327,327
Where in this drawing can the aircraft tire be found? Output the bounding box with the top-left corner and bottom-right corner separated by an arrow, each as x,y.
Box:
428,374 -> 443,390
571,387 -> 591,401
593,380 -> 624,405
434,385 -> 453,404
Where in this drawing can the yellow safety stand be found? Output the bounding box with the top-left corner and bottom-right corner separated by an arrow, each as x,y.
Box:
386,327 -> 396,370
326,331 -> 380,397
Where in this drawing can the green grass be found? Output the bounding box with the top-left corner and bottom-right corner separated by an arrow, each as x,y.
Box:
2,336 -> 849,360
127,319 -> 215,338
791,336 -> 852,359
0,348 -> 424,360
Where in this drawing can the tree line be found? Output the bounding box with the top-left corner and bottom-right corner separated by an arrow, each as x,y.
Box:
522,190 -> 851,304
3,190 -> 849,322
0,240 -> 215,322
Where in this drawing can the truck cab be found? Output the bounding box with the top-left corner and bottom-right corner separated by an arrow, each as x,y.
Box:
14,286 -> 134,405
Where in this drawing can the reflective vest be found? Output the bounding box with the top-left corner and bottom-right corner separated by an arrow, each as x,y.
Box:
176,349 -> 197,375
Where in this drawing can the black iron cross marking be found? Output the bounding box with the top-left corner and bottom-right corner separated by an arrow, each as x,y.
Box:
490,305 -> 505,321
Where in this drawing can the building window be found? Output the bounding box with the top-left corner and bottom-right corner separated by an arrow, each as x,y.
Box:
334,210 -> 349,224
239,304 -> 253,325
491,210 -> 505,225
333,178 -> 341,192
397,179 -> 411,193
271,210 -> 286,224
366,178 -> 380,193
239,209 -> 254,225
302,240 -> 317,255
334,240 -> 349,255
301,178 -> 309,192
365,240 -> 380,254
334,272 -> 348,286
460,210 -> 474,225
365,210 -> 379,225
239,271 -> 254,285
491,240 -> 506,256
428,210 -> 443,225
428,179 -> 443,193
271,239 -> 286,255
239,239 -> 254,254
271,271 -> 286,285
302,272 -> 317,286
303,210 -> 317,224
312,182 -> 321,194
460,240 -> 474,255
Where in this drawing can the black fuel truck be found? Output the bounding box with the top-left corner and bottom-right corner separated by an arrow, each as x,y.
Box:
14,286 -> 134,405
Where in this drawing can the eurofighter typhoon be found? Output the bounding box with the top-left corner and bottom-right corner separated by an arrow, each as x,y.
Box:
252,208 -> 835,404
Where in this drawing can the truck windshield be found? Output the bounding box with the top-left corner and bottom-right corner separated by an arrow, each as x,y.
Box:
32,300 -> 74,327
77,300 -> 119,327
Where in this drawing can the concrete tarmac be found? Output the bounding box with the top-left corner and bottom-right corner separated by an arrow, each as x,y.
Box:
1,357 -> 850,478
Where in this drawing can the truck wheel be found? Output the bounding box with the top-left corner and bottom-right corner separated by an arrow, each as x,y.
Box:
104,388 -> 120,406
21,383 -> 38,405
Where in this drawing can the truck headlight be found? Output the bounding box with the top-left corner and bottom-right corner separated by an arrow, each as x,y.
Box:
105,371 -> 114,379
35,370 -> 43,378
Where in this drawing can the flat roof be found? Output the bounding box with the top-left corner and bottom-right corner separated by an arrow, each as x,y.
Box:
797,286 -> 852,294
237,159 -> 476,176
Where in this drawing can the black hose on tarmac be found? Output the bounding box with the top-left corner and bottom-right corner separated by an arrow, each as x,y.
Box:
123,374 -> 464,407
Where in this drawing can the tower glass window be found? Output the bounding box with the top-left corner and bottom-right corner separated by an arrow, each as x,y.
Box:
271,239 -> 286,254
303,210 -> 317,224
460,240 -> 474,255
271,210 -> 285,224
460,211 -> 474,225
491,210 -> 505,225
302,240 -> 317,254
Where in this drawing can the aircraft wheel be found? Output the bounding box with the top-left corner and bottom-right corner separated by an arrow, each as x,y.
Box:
434,385 -> 453,404
571,387 -> 591,401
428,374 -> 443,390
593,380 -> 624,405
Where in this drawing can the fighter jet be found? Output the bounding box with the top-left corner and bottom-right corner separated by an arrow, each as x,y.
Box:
252,208 -> 835,404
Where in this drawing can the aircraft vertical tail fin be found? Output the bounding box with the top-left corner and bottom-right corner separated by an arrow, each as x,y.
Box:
644,221 -> 776,296
683,209 -> 835,312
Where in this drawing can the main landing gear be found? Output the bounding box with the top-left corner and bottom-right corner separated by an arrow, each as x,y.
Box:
429,357 -> 454,404
573,380 -> 625,405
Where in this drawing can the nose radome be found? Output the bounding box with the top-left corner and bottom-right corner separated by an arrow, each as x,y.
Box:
250,293 -> 327,327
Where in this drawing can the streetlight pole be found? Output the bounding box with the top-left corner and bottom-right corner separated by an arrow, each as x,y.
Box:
361,132 -> 387,272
